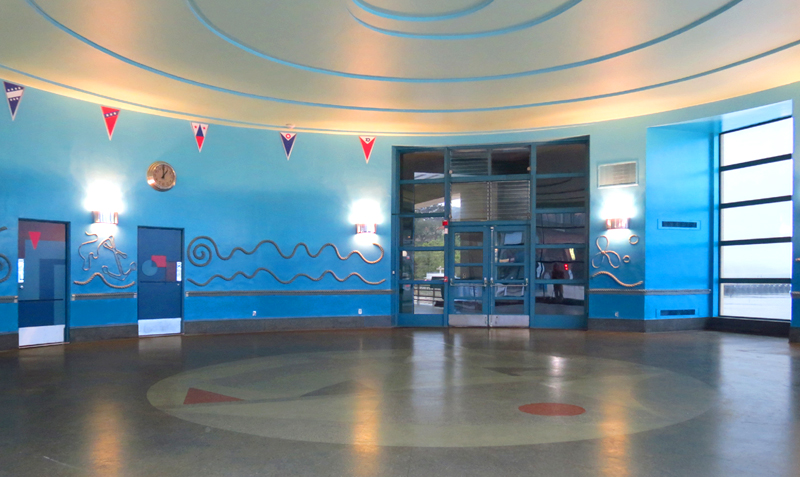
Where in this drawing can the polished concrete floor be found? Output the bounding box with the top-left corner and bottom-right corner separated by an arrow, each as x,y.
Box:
1,328 -> 799,476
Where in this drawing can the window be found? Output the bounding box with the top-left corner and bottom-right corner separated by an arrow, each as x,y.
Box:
719,117 -> 793,320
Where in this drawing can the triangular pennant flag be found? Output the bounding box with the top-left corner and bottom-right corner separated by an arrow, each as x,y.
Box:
359,136 -> 376,164
101,106 -> 120,140
28,231 -> 41,250
192,122 -> 208,152
280,132 -> 296,160
4,81 -> 24,121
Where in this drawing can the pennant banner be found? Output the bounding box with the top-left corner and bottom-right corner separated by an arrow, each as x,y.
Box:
359,136 -> 376,164
192,122 -> 208,152
101,106 -> 120,140
4,81 -> 24,121
280,132 -> 296,160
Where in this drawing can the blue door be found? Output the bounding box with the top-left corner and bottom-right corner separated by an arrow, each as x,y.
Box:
138,227 -> 183,336
18,220 -> 68,347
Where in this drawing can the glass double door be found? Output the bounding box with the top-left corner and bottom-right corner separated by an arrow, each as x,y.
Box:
448,225 -> 529,327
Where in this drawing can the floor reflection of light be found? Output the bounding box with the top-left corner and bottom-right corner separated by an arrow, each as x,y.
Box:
89,401 -> 123,476
351,390 -> 382,476
598,390 -> 631,477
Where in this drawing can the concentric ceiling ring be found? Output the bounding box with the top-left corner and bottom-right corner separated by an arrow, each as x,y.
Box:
186,0 -> 744,82
19,0 -> 800,114
348,0 -> 581,40
351,0 -> 493,21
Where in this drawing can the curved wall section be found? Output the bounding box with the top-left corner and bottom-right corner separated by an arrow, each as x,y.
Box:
0,80 -> 799,348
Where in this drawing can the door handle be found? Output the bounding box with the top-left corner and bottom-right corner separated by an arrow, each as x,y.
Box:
483,277 -> 488,287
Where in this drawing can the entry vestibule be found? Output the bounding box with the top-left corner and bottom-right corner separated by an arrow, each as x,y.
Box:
395,141 -> 590,328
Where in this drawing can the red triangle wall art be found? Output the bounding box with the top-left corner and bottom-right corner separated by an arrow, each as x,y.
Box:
101,107 -> 120,140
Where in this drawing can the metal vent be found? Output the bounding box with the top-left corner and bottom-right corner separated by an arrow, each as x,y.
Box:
660,309 -> 697,317
659,220 -> 700,230
598,161 -> 637,188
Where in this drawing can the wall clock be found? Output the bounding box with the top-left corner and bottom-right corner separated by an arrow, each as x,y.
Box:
147,161 -> 176,191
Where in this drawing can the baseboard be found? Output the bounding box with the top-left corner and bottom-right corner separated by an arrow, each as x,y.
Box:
588,317 -> 707,333
184,315 -> 392,335
0,332 -> 18,351
69,324 -> 139,343
706,317 -> 790,338
790,327 -> 800,343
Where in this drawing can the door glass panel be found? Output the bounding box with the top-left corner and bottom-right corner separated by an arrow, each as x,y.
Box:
720,283 -> 791,320
491,147 -> 531,175
536,143 -> 588,174
455,249 -> 483,264
452,284 -> 484,314
454,300 -> 483,313
451,149 -> 489,176
496,264 -> 524,281
494,181 -> 531,220
536,176 -> 587,209
400,218 -> 413,246
400,150 -> 445,180
497,248 -> 524,264
495,284 -> 526,297
535,248 -> 586,279
401,251 -> 445,280
720,161 -> 793,203
400,284 -> 444,314
451,182 -> 489,221
454,266 -> 483,280
412,217 -> 446,246
537,213 -> 587,244
455,232 -> 483,246
401,183 -> 445,213
494,300 -> 525,314
535,285 -> 585,315
497,231 -> 525,246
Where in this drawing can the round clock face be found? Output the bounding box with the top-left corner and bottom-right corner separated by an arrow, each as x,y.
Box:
147,161 -> 176,191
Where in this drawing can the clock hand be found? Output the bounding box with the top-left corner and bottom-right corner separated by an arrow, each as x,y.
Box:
162,166 -> 167,179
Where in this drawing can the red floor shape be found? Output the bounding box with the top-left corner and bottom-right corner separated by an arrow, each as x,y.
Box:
183,387 -> 243,405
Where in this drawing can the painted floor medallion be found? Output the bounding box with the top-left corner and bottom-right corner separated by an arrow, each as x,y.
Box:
148,346 -> 715,447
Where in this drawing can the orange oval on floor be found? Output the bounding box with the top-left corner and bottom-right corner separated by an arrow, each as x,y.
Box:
519,403 -> 586,416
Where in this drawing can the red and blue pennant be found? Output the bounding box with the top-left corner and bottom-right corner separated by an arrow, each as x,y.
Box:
359,136 -> 376,164
101,106 -> 120,140
4,81 -> 24,121
192,122 -> 208,152
280,132 -> 297,160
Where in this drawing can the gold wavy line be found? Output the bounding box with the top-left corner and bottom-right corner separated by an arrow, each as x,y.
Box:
73,273 -> 136,289
591,271 -> 643,288
187,268 -> 386,287
187,236 -> 383,267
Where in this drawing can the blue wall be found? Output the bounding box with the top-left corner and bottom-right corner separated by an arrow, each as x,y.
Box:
2,79 -> 800,336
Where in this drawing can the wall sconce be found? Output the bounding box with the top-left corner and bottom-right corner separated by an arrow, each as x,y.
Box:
606,218 -> 629,229
93,211 -> 119,225
84,180 -> 123,226
601,193 -> 635,230
355,223 -> 377,234
349,199 -> 382,235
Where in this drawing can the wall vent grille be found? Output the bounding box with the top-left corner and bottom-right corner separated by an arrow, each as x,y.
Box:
660,309 -> 697,316
598,161 -> 637,188
659,220 -> 700,229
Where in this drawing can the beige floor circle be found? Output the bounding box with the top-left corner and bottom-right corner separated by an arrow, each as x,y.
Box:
148,346 -> 715,447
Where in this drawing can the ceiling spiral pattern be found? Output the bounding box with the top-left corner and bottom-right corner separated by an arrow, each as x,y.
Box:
0,0 -> 798,134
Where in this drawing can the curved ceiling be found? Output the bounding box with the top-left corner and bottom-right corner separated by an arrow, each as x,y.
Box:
0,0 -> 798,135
